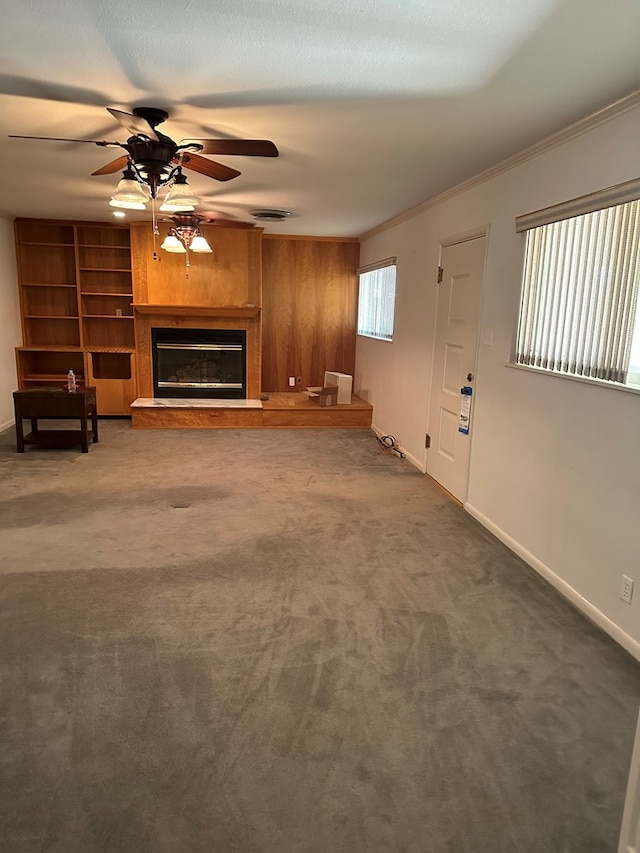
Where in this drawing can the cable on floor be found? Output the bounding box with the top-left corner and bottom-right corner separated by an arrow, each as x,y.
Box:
377,434 -> 406,458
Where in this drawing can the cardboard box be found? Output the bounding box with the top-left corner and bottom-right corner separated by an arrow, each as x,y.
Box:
323,371 -> 352,404
306,385 -> 339,406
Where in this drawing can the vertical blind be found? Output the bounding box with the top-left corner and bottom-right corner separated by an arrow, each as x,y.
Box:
357,259 -> 397,341
515,199 -> 640,383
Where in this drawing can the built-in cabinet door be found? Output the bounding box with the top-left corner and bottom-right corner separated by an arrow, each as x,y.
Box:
87,352 -> 137,416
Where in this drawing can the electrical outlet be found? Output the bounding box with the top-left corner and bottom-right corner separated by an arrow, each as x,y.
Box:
288,376 -> 295,387
620,575 -> 634,604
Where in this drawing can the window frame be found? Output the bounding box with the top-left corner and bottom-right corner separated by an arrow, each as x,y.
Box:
356,257 -> 397,342
511,179 -> 640,392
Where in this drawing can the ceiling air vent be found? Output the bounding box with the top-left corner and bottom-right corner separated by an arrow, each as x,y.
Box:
249,209 -> 292,222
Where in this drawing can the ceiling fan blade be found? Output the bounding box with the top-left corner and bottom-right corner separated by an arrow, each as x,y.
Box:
180,153 -> 241,182
107,107 -> 159,141
202,217 -> 256,229
91,155 -> 130,176
185,139 -> 279,157
8,134 -> 121,147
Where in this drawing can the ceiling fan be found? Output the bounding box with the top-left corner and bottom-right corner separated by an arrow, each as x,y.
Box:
9,106 -> 279,197
159,212 -> 255,255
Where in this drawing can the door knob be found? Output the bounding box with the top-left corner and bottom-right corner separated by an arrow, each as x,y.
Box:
467,372 -> 474,382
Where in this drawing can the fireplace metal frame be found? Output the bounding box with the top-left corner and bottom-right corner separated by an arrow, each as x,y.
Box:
151,327 -> 247,399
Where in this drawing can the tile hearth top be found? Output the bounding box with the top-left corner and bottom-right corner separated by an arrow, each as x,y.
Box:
131,398 -> 263,409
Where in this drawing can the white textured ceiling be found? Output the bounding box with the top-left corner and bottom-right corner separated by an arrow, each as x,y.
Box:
1,0 -> 639,236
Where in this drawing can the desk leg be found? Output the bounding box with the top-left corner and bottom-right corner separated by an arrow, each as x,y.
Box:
92,407 -> 99,444
80,410 -> 89,453
14,410 -> 25,453
30,417 -> 38,435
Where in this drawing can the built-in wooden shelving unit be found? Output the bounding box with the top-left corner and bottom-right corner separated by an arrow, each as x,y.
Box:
14,219 -> 361,416
15,220 -> 137,415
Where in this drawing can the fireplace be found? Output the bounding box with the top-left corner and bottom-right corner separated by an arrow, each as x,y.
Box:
151,327 -> 247,399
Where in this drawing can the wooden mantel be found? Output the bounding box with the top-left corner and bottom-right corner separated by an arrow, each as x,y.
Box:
132,304 -> 261,318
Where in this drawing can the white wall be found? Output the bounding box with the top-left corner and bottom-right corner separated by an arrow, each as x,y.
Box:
0,216 -> 20,431
357,99 -> 640,656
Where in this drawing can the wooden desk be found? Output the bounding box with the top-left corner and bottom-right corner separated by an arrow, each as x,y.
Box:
13,387 -> 98,453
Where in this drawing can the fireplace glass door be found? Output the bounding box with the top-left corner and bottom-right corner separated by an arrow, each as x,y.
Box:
152,328 -> 246,398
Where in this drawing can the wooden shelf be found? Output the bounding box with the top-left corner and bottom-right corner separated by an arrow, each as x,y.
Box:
86,346 -> 135,353
83,314 -> 134,319
79,267 -> 132,272
23,282 -> 78,317
16,350 -> 86,392
20,241 -> 74,248
23,283 -> 77,289
18,345 -> 83,352
132,304 -> 261,318
82,315 -> 135,349
16,222 -> 75,245
80,291 -> 132,297
22,283 -> 76,289
25,314 -> 78,320
76,225 -> 130,248
23,374 -> 85,383
79,244 -> 130,250
19,242 -> 77,288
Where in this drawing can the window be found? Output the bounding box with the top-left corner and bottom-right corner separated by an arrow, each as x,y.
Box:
357,258 -> 397,341
514,180 -> 640,389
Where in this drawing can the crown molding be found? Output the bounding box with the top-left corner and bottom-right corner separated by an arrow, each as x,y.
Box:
262,233 -> 359,242
359,89 -> 640,241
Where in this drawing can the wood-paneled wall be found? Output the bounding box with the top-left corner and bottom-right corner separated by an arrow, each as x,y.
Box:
130,222 -> 262,306
14,221 -> 360,400
261,236 -> 359,392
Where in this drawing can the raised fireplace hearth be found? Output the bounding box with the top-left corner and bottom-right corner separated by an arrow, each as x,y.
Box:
151,327 -> 247,399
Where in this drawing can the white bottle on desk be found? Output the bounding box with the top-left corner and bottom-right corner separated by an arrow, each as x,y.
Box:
67,369 -> 77,393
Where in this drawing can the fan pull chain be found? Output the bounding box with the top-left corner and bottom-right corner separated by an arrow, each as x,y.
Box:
152,198 -> 159,260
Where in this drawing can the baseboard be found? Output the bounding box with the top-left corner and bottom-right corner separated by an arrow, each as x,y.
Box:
465,503 -> 640,662
0,417 -> 14,434
370,422 -> 425,472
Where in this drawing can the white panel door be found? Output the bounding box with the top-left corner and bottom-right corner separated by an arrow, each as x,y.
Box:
618,709 -> 640,853
427,236 -> 486,502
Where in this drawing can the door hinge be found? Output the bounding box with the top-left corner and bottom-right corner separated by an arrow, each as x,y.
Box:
437,266 -> 443,283
425,433 -> 431,449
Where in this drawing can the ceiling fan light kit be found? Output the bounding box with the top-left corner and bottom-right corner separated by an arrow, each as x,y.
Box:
158,213 -> 214,276
161,215 -> 213,254
158,171 -> 199,210
188,234 -> 213,253
9,106 -> 280,267
108,198 -> 146,210
160,230 -> 213,255
160,232 -> 187,253
158,199 -> 195,212
109,164 -> 151,207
